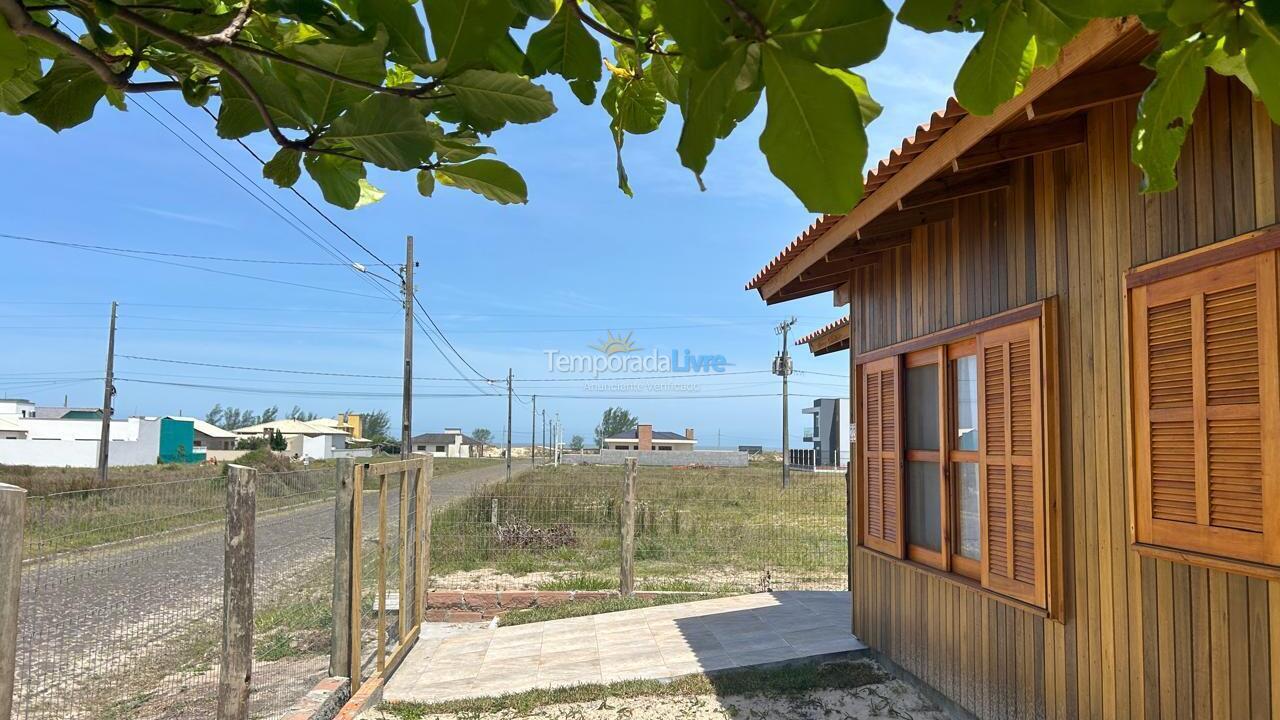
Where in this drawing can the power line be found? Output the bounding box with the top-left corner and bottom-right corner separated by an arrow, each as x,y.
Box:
135,98 -> 401,305
0,232 -> 392,301
413,295 -> 493,382
186,102 -> 396,273
0,234 -> 351,265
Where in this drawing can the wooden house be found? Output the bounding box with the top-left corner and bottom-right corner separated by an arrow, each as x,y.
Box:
746,17 -> 1280,720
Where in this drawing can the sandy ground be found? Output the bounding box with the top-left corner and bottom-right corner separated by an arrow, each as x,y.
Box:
365,676 -> 946,720
429,567 -> 843,593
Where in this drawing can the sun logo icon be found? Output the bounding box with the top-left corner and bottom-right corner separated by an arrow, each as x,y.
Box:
590,330 -> 640,355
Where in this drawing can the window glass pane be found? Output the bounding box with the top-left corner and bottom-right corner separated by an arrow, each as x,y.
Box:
953,355 -> 979,451
907,461 -> 941,551
955,461 -> 980,561
906,364 -> 940,451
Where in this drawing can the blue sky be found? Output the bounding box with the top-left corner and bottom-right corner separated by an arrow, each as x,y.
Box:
0,10 -> 971,448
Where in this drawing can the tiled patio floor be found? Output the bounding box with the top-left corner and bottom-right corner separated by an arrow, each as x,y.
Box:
383,591 -> 865,703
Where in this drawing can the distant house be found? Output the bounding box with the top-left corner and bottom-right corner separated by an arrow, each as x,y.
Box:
798,398 -> 849,468
0,410 -> 198,467
0,417 -> 27,440
233,419 -> 353,460
602,424 -> 696,452
411,428 -> 477,458
174,418 -> 238,451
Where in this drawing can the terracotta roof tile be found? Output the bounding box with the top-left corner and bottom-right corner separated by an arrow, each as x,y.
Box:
746,98 -> 969,292
795,316 -> 850,346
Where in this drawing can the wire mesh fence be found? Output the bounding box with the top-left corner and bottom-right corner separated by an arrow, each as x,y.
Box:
13,466 -> 337,720
427,460 -> 847,595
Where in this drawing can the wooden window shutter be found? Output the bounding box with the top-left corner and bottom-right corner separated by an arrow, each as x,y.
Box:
861,356 -> 904,557
1130,252 -> 1280,566
977,319 -> 1046,607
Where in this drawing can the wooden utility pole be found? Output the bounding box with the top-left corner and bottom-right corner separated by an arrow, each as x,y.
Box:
619,458 -> 637,596
401,236 -> 414,459
505,369 -> 513,481
0,483 -> 24,720
531,395 -> 537,465
774,317 -> 797,489
218,465 -> 256,720
542,409 -> 547,460
96,301 -> 117,485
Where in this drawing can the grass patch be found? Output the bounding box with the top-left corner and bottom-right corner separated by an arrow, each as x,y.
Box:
497,593 -> 712,627
378,660 -> 885,717
428,464 -> 846,593
536,574 -> 616,591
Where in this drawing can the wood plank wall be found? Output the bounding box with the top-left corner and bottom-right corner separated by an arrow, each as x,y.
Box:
846,75 -> 1280,720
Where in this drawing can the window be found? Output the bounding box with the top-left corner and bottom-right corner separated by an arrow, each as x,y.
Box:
1127,236 -> 1280,571
858,303 -> 1053,609
435,445 -> 446,453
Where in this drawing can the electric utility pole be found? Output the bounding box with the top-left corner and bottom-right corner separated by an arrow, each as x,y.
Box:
542,409 -> 547,461
506,369 -> 513,481
774,316 -> 797,489
531,395 -> 537,465
400,236 -> 415,459
96,301 -> 118,485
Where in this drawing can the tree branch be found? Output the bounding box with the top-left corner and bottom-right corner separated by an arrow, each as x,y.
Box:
21,1 -> 205,12
230,40 -> 443,98
570,0 -> 677,56
722,0 -> 767,41
196,0 -> 251,45
0,0 -> 126,86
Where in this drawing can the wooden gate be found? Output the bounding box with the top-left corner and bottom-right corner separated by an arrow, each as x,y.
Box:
344,457 -> 431,693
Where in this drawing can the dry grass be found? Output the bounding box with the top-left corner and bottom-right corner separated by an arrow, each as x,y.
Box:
428,463 -> 846,594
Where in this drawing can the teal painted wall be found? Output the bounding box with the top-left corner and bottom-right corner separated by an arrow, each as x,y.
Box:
158,418 -> 199,464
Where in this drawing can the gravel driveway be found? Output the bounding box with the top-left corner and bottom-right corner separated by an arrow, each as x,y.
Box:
14,460 -> 536,719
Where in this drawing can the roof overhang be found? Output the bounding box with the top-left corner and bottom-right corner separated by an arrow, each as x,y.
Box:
796,317 -> 851,356
746,17 -> 1147,305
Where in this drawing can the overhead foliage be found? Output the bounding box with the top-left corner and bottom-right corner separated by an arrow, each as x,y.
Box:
0,0 -> 1277,212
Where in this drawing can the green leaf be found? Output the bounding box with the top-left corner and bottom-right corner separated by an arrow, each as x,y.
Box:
0,15 -> 29,83
829,67 -> 880,125
263,147 -> 303,187
525,0 -> 602,104
217,56 -> 312,139
649,53 -> 680,103
1132,37 -> 1208,193
676,45 -> 746,185
304,152 -> 383,208
588,0 -> 641,31
509,0 -> 554,20
358,0 -> 430,66
1042,0 -> 1162,18
718,87 -> 760,138
897,0 -> 981,32
652,0 -> 732,68
759,45 -> 866,213
21,59 -> 107,132
486,33 -> 527,74
1025,0 -> 1084,67
416,168 -> 435,196
1245,10 -> 1280,123
603,71 -> 665,134
436,158 -> 527,203
327,94 -> 436,170
0,63 -> 39,115
290,31 -> 389,124
772,0 -> 893,68
424,0 -> 516,72
446,69 -> 556,124
954,0 -> 1033,115
1167,0 -> 1219,26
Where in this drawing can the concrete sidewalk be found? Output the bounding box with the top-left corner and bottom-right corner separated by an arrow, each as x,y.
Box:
384,591 -> 864,703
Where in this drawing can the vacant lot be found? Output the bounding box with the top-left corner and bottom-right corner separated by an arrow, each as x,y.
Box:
428,462 -> 846,594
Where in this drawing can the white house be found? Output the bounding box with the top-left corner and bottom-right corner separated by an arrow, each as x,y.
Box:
0,410 -> 192,467
233,419 -> 356,460
602,424 -> 697,451
411,428 -> 478,458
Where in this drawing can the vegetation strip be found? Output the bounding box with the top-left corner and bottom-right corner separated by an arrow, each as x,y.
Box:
378,660 -> 886,718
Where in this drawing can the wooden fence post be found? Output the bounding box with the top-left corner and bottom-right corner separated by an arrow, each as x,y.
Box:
330,459 -> 354,678
620,458 -> 637,597
0,483 -> 25,720
218,465 -> 256,720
